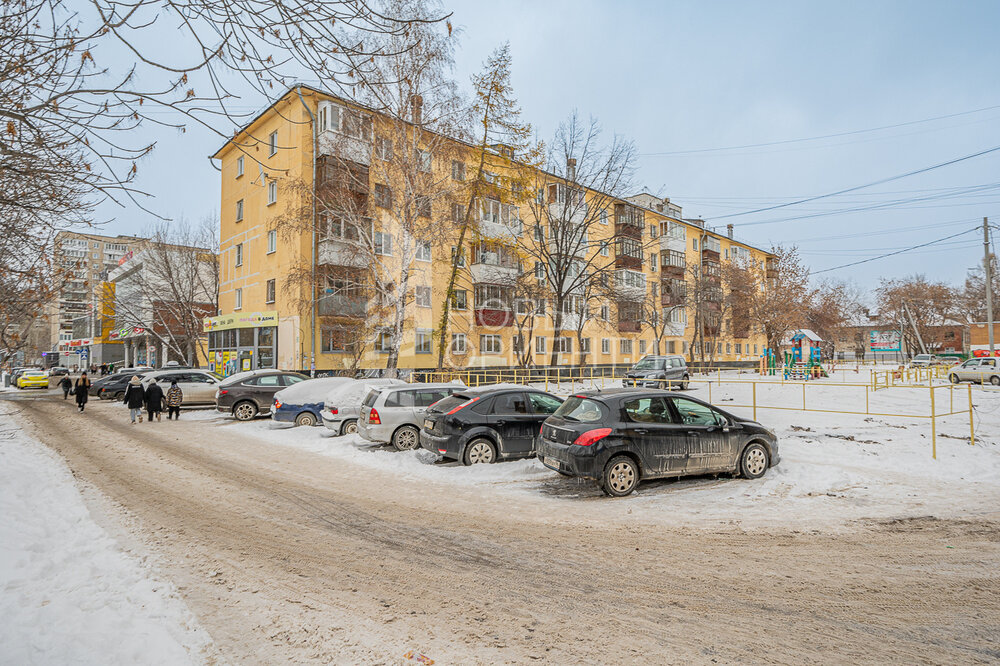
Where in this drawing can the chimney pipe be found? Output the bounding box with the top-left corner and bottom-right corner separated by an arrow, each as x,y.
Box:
411,95 -> 423,125
727,223 -> 734,239
566,158 -> 577,181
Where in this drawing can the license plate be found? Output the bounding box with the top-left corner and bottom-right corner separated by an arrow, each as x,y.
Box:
424,418 -> 434,430
545,456 -> 560,470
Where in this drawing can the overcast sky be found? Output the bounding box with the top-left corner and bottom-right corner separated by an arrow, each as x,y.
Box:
95,0 -> 1000,292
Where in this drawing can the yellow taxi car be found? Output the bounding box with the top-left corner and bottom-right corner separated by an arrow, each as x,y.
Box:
17,370 -> 50,389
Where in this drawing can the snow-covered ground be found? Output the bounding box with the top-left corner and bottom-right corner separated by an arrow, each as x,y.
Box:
211,369 -> 1000,530
0,408 -> 214,665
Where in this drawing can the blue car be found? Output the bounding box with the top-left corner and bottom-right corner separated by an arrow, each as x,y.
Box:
270,377 -> 355,426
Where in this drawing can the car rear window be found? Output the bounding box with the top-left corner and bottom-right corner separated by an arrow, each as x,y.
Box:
362,389 -> 381,408
429,394 -> 472,413
554,396 -> 605,423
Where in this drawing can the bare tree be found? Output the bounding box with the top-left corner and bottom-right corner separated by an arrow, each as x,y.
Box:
874,274 -> 956,357
518,112 -> 641,367
727,245 -> 810,356
109,218 -> 218,366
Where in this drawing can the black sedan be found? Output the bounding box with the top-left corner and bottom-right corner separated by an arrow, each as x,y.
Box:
537,389 -> 779,496
91,371 -> 151,399
420,385 -> 564,464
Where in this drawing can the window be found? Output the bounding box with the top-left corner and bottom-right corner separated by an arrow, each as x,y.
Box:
374,231 -> 392,256
374,183 -> 392,208
639,340 -> 647,354
375,136 -> 393,160
580,338 -> 591,354
415,329 -> 432,354
601,305 -> 609,321
451,160 -> 465,181
512,334 -> 525,353
416,240 -> 431,262
267,180 -> 277,205
474,284 -> 511,309
236,199 -> 244,222
450,246 -> 466,267
267,229 -> 277,254
650,252 -> 657,272
415,286 -> 431,307
480,334 -> 502,354
373,330 -> 392,353
451,203 -> 465,222
600,209 -> 608,225
620,339 -> 633,355
340,107 -> 373,140
268,130 -> 277,156
554,337 -> 573,353
266,278 -> 275,304
600,241 -> 609,257
535,336 -> 546,354
321,328 -> 353,353
495,393 -> 528,414
692,237 -> 698,251
754,344 -> 758,354
480,198 -> 501,223
451,333 -> 467,354
416,149 -> 432,173
650,224 -> 657,239
236,156 -> 244,177
235,243 -> 243,267
529,393 -> 563,415
416,196 -> 431,218
601,338 -> 611,354
535,299 -> 547,316
624,397 -> 673,424
672,397 -> 725,426
534,224 -> 544,242
726,343 -> 732,354
234,288 -> 242,310
451,289 -> 467,310
736,343 -> 742,354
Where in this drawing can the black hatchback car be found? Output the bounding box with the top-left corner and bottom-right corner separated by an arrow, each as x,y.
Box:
215,370 -> 309,420
537,389 -> 779,496
419,385 -> 564,465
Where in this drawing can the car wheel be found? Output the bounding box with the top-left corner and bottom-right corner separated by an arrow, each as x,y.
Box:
949,374 -> 959,384
392,425 -> 419,450
601,455 -> 639,497
680,375 -> 689,390
992,376 -> 1000,387
740,442 -> 770,479
233,401 -> 258,421
341,419 -> 359,436
114,391 -> 125,401
463,438 -> 496,465
294,412 -> 317,427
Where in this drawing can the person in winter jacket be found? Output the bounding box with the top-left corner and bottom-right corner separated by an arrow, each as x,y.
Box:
165,380 -> 183,420
74,373 -> 91,412
59,375 -> 72,400
145,380 -> 165,422
123,376 -> 146,423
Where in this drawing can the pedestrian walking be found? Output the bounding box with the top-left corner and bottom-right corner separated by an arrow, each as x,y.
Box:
59,375 -> 72,400
123,376 -> 146,423
74,373 -> 91,412
145,379 -> 164,422
165,380 -> 183,420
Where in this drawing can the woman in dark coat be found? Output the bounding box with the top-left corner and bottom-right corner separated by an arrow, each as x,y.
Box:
74,372 -> 91,412
144,380 -> 165,422
59,375 -> 72,400
123,376 -> 146,423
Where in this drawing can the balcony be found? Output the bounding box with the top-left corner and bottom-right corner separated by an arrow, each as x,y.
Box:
766,259 -> 778,279
702,235 -> 721,261
659,234 -> 686,254
474,308 -> 513,327
470,262 -> 518,284
661,250 -> 685,278
547,201 -> 587,225
318,239 -> 367,268
661,281 -> 686,307
614,270 -> 646,302
702,321 -> 720,337
617,320 -> 641,333
703,260 -> 721,282
318,294 -> 367,318
614,203 -> 644,240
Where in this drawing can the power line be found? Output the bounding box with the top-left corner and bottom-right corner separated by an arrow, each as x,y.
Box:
713,143 -> 1000,222
640,103 -> 1000,156
812,227 -> 981,275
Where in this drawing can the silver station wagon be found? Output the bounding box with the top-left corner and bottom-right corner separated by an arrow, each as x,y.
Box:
358,382 -> 466,450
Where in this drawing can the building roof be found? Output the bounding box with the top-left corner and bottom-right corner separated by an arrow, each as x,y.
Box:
791,329 -> 823,342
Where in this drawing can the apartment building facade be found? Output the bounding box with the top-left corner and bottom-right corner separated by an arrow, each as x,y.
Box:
49,231 -> 143,366
211,85 -> 773,374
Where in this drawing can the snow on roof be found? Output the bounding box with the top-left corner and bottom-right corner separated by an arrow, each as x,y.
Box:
791,329 -> 823,342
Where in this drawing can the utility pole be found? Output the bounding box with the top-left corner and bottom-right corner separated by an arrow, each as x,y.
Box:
985,217 -> 995,356
902,299 -> 927,356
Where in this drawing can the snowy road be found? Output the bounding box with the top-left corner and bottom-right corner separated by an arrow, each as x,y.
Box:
4,389 -> 1000,664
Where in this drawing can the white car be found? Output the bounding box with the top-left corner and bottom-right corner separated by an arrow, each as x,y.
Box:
321,378 -> 407,435
140,369 -> 223,405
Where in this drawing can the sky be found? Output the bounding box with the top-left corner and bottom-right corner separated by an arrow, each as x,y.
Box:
94,0 -> 1000,293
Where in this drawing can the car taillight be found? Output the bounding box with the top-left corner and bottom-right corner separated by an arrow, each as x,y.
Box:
274,399 -> 282,409
218,389 -> 228,395
446,396 -> 479,415
328,407 -> 338,415
369,408 -> 381,424
573,428 -> 612,447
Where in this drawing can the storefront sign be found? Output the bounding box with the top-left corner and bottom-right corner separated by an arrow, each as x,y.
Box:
110,326 -> 146,340
58,338 -> 93,349
203,310 -> 279,332
869,330 -> 901,352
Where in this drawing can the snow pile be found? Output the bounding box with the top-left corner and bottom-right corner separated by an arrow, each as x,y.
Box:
273,376 -> 354,404
0,411 -> 212,665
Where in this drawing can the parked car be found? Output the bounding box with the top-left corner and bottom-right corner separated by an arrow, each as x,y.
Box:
17,369 -> 49,389
537,389 -> 779,497
215,370 -> 309,420
949,357 -> 1000,386
357,382 -> 467,449
419,385 -> 564,464
140,369 -> 223,406
622,355 -> 689,389
48,366 -> 69,377
910,354 -> 940,368
11,367 -> 38,384
271,376 -> 355,426
91,371 -> 148,398
319,379 -> 408,435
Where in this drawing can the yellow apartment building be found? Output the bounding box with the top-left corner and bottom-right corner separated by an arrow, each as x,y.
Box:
209,85 -> 773,374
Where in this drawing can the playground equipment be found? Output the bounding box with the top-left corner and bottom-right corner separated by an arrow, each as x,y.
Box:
783,329 -> 828,380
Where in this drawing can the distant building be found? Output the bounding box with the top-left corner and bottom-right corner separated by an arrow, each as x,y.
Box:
969,321 -> 1000,354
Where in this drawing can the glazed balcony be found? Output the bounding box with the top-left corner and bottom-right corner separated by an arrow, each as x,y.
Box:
661,250 -> 685,278
702,235 -> 721,261
617,320 -> 641,333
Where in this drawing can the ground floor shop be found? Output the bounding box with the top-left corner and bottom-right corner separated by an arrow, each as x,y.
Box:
204,311 -> 279,377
